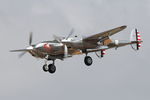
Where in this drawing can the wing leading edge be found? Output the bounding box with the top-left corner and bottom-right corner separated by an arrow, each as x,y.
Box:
83,25 -> 127,43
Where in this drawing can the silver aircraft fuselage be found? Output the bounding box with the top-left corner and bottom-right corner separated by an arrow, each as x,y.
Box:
28,39 -> 98,60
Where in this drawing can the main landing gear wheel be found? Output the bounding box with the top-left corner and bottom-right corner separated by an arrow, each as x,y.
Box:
48,64 -> 56,74
84,56 -> 93,66
43,64 -> 48,72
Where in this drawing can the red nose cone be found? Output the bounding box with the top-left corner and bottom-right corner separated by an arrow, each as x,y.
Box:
43,43 -> 52,52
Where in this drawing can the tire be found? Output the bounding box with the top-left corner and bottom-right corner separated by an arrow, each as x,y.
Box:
84,56 -> 93,66
43,64 -> 48,72
48,64 -> 56,74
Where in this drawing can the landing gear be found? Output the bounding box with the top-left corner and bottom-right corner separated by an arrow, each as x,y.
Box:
84,56 -> 93,66
43,64 -> 48,72
48,64 -> 56,73
42,60 -> 56,74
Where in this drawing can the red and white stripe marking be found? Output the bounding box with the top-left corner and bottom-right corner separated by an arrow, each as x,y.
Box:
137,31 -> 142,48
102,49 -> 106,55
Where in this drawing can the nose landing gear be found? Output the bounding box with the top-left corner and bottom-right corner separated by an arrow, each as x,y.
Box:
43,64 -> 48,72
42,60 -> 56,74
48,64 -> 56,73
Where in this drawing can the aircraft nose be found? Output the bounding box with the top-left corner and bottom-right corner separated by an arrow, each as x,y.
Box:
26,46 -> 34,50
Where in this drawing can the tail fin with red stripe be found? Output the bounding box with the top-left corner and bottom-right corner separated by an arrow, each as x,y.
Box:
130,29 -> 142,50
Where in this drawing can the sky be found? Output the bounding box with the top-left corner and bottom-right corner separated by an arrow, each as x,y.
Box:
0,0 -> 150,100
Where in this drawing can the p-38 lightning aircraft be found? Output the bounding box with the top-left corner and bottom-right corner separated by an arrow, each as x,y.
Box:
11,25 -> 142,74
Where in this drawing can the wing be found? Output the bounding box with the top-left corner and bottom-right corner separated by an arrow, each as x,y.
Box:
83,25 -> 127,44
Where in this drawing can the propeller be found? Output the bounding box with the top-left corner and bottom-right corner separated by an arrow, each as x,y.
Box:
29,32 -> 33,45
10,32 -> 34,58
63,29 -> 74,58
18,51 -> 27,58
53,28 -> 75,42
19,32 -> 34,58
53,35 -> 62,42
53,29 -> 74,58
65,28 -> 74,40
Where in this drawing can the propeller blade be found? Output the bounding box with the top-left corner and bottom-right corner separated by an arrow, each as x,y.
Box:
53,35 -> 62,42
18,51 -> 26,58
29,32 -> 33,45
10,49 -> 28,52
64,45 -> 68,58
66,28 -> 74,40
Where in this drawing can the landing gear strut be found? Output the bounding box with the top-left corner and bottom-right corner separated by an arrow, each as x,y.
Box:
42,60 -> 56,74
84,56 -> 93,66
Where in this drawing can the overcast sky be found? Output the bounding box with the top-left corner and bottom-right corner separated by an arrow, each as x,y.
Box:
0,0 -> 150,100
